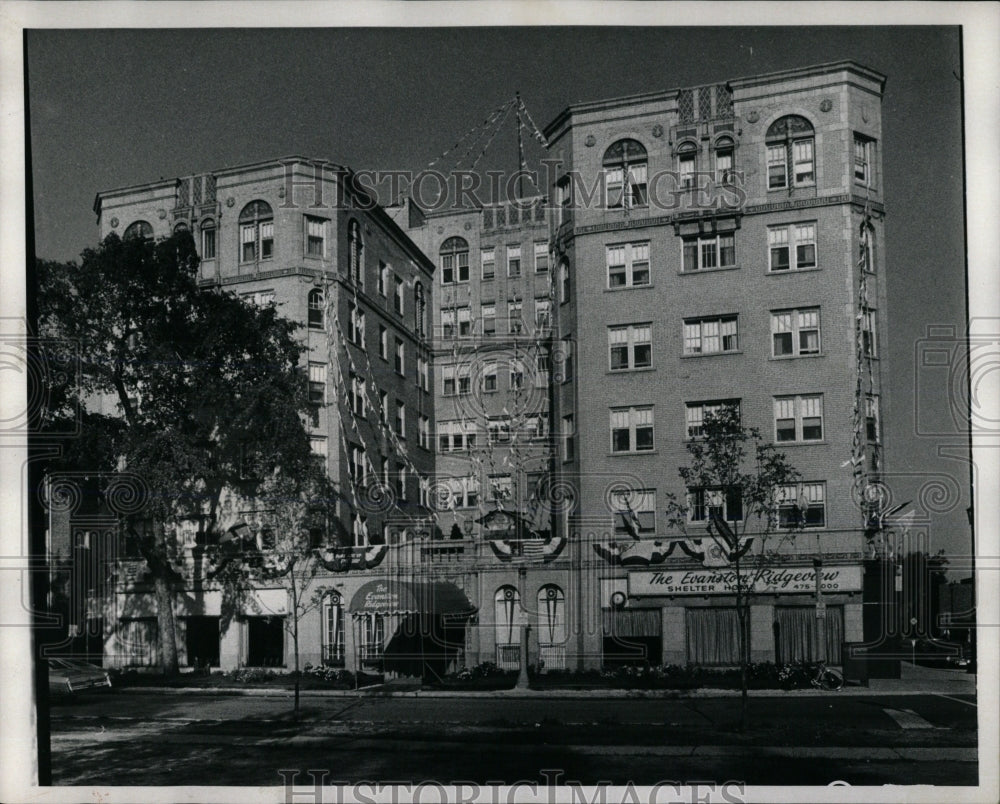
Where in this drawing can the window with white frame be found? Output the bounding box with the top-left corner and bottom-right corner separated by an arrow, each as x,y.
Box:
771,308 -> 821,357
457,307 -> 471,337
562,414 -> 575,462
305,216 -> 326,258
239,201 -> 274,262
310,436 -> 328,458
774,395 -> 824,442
448,476 -> 480,509
242,290 -> 275,307
682,233 -> 736,272
606,242 -> 650,288
442,365 -> 456,396
866,394 -> 881,442
861,308 -> 878,357
534,242 -> 549,272
457,365 -> 471,396
685,399 -> 740,439
766,115 -> 815,189
349,373 -> 365,416
322,593 -> 345,665
535,353 -> 549,387
610,488 -> 656,536
481,247 -> 495,280
534,298 -> 551,331
683,316 -> 738,355
393,275 -> 404,315
508,300 -> 523,334
308,363 -> 327,405
418,415 -> 430,449
507,244 -> 521,277
379,261 -> 390,295
200,220 -> 217,260
440,237 -> 469,284
608,324 -> 652,370
482,361 -> 497,393
349,445 -> 366,484
688,487 -> 743,523
438,421 -> 476,453
417,357 -> 429,392
379,390 -> 389,425
308,289 -> 324,329
610,406 -> 654,453
561,336 -> 573,382
481,303 -> 496,335
509,359 -> 524,391
348,303 -> 365,346
394,337 -> 404,375
854,134 -> 874,186
379,325 -> 388,359
488,474 -> 513,503
768,223 -> 816,271
560,261 -> 570,304
359,611 -> 383,659
488,417 -> 511,444
604,139 -> 648,208
677,142 -> 697,189
441,309 -> 455,338
777,482 -> 826,528
714,137 -> 736,184
396,464 -> 407,500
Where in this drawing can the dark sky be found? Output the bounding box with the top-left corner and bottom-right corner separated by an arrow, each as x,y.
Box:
25,26 -> 973,566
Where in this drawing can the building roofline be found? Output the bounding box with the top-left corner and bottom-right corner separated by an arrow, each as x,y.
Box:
543,89 -> 678,139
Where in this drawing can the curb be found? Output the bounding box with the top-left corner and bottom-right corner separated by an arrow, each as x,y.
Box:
115,685 -> 977,699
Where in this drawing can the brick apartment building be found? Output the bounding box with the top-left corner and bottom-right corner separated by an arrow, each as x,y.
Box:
56,60 -> 888,675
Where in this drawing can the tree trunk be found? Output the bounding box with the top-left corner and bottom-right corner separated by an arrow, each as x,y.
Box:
290,578 -> 300,716
153,568 -> 179,676
735,548 -> 748,733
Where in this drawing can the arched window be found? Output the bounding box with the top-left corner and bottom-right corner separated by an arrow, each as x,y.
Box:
537,585 -> 567,654
439,237 -> 469,285
123,220 -> 153,240
603,139 -> 647,209
413,281 -> 426,338
308,288 -> 324,330
239,200 -> 274,262
676,141 -> 698,189
766,115 -> 815,189
494,586 -> 524,670
348,220 -> 364,284
322,592 -> 345,666
173,222 -> 189,234
200,219 -> 217,260
713,136 -> 736,185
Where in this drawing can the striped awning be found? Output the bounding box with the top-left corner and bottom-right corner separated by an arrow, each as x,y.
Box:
349,579 -> 476,620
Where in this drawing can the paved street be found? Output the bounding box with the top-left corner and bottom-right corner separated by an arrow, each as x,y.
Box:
49,688 -> 978,787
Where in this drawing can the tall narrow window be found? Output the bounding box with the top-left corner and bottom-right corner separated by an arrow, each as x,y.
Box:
714,137 -> 735,184
866,394 -> 881,442
348,219 -> 364,285
393,275 -> 404,315
604,139 -> 648,208
562,414 -> 575,462
508,300 -> 523,334
239,201 -> 274,262
676,142 -> 697,189
507,244 -> 521,277
308,289 -> 324,330
534,242 -> 549,273
308,363 -> 327,405
440,237 -> 469,284
765,115 -> 815,189
305,216 -> 326,258
414,282 -> 426,337
200,220 -> 217,260
854,134 -> 874,186
559,260 -> 570,304
481,246 -> 495,280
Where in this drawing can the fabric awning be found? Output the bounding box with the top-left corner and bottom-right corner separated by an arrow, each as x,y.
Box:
349,579 -> 476,620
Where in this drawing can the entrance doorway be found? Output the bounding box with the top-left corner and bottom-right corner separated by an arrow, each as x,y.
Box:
184,616 -> 220,668
245,616 -> 284,667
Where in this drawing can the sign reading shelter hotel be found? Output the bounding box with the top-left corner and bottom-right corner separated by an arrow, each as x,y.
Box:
628,565 -> 863,596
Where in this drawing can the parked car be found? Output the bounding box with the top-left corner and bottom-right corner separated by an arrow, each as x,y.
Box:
48,658 -> 112,694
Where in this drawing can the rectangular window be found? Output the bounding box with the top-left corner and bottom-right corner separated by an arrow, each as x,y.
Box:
679,153 -> 696,189
488,417 -> 511,444
507,245 -> 521,277
349,373 -> 365,416
348,304 -> 365,347
534,241 -> 549,272
688,487 -> 743,523
534,299 -> 551,332
310,436 -> 328,458
685,399 -> 740,439
777,482 -> 826,528
771,308 -> 821,357
393,276 -> 404,315
394,338 -> 404,375
606,241 -> 650,288
561,336 -> 573,382
441,309 -> 455,338
457,365 -> 471,395
610,406 -> 654,453
201,226 -> 216,260
483,362 -> 497,393
535,353 -> 550,387
394,400 -> 405,438
683,316 -> 738,355
481,302 -> 496,335
442,366 -> 456,396
489,474 -> 513,504
396,464 -> 407,501
508,300 -> 523,334
854,135 -> 873,185
562,414 -> 575,462
509,359 -> 523,391
349,445 -> 366,484
379,325 -> 388,360
861,308 -> 878,357
610,488 -> 657,536
379,390 -> 389,425
379,261 -> 389,296
417,357 -> 429,392
458,307 -> 471,337
768,223 -> 816,272
481,247 -> 495,280
308,363 -> 327,405
767,144 -> 787,189
560,262 -> 570,303
608,324 -> 652,370
306,216 -> 326,258
242,290 -> 275,307
774,395 -> 824,442
866,394 -> 880,442
793,139 -> 814,185
715,146 -> 734,185
682,233 -> 736,272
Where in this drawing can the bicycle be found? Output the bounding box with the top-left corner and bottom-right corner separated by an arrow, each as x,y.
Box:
810,660 -> 844,690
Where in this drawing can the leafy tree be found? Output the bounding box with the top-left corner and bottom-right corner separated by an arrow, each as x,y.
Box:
664,407 -> 803,731
37,230 -> 324,674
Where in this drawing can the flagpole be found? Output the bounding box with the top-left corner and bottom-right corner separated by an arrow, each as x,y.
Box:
515,92 -> 524,201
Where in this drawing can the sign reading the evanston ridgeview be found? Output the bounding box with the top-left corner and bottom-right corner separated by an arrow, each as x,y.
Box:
628,565 -> 862,596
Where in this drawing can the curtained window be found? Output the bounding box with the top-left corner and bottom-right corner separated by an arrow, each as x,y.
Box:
685,608 -> 747,666
774,606 -> 843,664
120,618 -> 159,667
537,586 -> 566,645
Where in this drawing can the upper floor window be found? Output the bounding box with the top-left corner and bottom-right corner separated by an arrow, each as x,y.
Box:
308,363 -> 327,405
777,482 -> 826,528
866,394 -> 881,442
559,260 -> 570,304
507,244 -> 522,277
683,315 -> 738,355
609,324 -> 652,371
348,219 -> 364,285
534,241 -> 549,273
676,142 -> 698,189
348,303 -> 366,347
603,139 -> 648,208
688,487 -> 743,523
440,236 -> 469,284
305,216 -> 326,258
414,281 -> 426,338
685,399 -> 740,439
774,394 -> 823,442
481,247 -> 496,280
771,308 -> 820,357
562,414 -> 575,462
861,308 -> 878,357
239,201 -> 274,262
379,325 -> 388,359
854,134 -> 875,186
378,261 -> 389,295
123,220 -> 153,240
200,219 -> 216,260
610,488 -> 656,537
714,136 -> 736,185
607,242 -> 650,288
394,337 -> 404,375
534,298 -> 551,332
766,115 -> 815,189
393,275 -> 404,315
682,233 -> 735,272
861,225 -> 876,273
308,289 -> 324,330
768,223 -> 816,272
508,300 -> 523,334
610,406 -> 654,453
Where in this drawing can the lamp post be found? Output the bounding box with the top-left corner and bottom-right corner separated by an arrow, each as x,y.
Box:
516,623 -> 531,689
813,557 -> 827,662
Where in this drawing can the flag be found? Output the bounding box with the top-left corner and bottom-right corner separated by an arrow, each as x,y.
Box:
620,499 -> 642,541
522,538 -> 545,561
